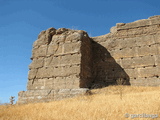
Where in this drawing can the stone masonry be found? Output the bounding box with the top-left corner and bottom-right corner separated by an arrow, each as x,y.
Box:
17,15 -> 160,104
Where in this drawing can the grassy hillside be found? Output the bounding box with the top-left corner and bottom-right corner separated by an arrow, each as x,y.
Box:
0,86 -> 160,120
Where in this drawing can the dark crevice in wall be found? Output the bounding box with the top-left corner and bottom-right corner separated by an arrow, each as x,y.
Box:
91,40 -> 130,89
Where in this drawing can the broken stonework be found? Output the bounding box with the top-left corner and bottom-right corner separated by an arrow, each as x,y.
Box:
18,15 -> 160,104
17,28 -> 92,104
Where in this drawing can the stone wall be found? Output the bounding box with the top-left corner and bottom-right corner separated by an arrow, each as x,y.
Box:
17,28 -> 91,104
92,15 -> 160,87
17,15 -> 160,104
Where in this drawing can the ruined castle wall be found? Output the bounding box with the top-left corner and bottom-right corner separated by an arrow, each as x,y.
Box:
92,16 -> 160,86
28,28 -> 82,90
18,15 -> 160,104
17,28 -> 91,104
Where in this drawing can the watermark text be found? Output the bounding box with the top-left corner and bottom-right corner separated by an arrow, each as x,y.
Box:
125,113 -> 158,119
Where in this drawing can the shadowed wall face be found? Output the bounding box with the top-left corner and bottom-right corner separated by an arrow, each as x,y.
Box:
80,33 -> 93,88
91,40 -> 130,88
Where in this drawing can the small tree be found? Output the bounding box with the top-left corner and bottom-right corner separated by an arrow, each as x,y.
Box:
10,96 -> 15,105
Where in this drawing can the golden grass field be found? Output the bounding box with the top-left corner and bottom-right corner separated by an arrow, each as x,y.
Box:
0,86 -> 160,120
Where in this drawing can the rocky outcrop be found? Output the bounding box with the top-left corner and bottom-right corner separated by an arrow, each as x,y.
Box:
17,15 -> 160,104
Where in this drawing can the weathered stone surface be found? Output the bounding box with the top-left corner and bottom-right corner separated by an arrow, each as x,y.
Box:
110,26 -> 117,33
29,58 -> 44,69
36,67 -> 54,78
155,55 -> 160,66
47,44 -> 59,55
138,67 -> 159,78
28,69 -> 37,80
32,45 -> 48,58
135,35 -> 155,46
17,88 -> 89,104
64,42 -> 81,53
121,55 -> 155,69
66,31 -> 83,42
34,27 -> 56,47
130,77 -> 160,86
51,35 -> 66,44
56,28 -> 68,34
18,15 -> 160,104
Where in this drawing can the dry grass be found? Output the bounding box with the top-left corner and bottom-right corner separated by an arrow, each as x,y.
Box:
0,86 -> 160,120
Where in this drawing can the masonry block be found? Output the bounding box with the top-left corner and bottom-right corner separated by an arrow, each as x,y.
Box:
138,67 -> 159,78
33,45 -> 48,58
64,42 -> 81,53
36,67 -> 54,78
121,37 -> 136,49
51,34 -> 66,43
154,34 -> 160,43
49,56 -> 60,66
121,58 -> 134,69
124,68 -> 135,79
134,55 -> 155,67
122,55 -> 155,69
60,54 -> 73,65
28,69 -> 37,80
29,57 -> 44,69
54,43 -> 63,55
53,77 -> 66,89
155,55 -> 160,66
65,32 -> 82,42
44,56 -> 53,67
135,35 -> 155,46
47,44 -> 59,55
149,44 -> 159,55
137,46 -> 150,57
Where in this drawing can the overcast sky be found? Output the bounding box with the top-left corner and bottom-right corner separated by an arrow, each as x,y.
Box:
0,0 -> 160,103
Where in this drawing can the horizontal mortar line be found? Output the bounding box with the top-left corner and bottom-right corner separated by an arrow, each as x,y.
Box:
109,43 -> 160,52
123,65 -> 160,69
117,23 -> 160,31
31,63 -> 80,69
117,25 -> 151,31
128,32 -> 160,37
114,54 -> 158,60
112,54 -> 159,59
122,33 -> 158,39
129,77 -> 158,81
108,47 -> 159,54
50,63 -> 80,67
108,75 -> 159,80
34,39 -> 81,48
92,32 -> 159,42
32,52 -> 80,59
113,56 -> 157,60
130,76 -> 160,80
112,31 -> 160,39
34,74 -> 80,79
26,88 -> 88,92
46,51 -> 80,57
28,72 -> 80,80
